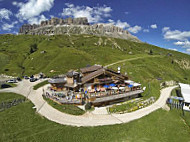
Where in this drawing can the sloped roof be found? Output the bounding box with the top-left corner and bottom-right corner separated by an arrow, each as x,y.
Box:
80,65 -> 103,74
49,78 -> 66,84
66,71 -> 79,78
82,68 -> 105,84
106,68 -> 128,79
81,68 -> 128,84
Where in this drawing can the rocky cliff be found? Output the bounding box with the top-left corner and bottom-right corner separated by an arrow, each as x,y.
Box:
19,17 -> 140,42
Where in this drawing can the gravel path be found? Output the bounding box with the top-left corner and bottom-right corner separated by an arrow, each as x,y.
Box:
105,55 -> 161,67
0,80 -> 177,126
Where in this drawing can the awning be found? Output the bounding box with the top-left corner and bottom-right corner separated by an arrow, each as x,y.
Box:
111,87 -> 118,90
103,85 -> 109,88
133,83 -> 141,87
179,83 -> 190,103
124,80 -> 134,84
109,83 -> 116,87
128,85 -> 133,88
119,87 -> 125,90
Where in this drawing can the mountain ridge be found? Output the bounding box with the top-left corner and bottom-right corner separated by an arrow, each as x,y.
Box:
19,17 -> 141,42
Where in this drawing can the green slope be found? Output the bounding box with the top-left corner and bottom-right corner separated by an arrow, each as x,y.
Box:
0,93 -> 190,142
1,34 -> 190,99
1,34 -> 189,78
1,35 -> 190,141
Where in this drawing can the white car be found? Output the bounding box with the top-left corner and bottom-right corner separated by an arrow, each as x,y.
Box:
7,79 -> 17,83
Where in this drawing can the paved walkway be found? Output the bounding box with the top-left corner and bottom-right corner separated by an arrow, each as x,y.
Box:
0,80 -> 177,127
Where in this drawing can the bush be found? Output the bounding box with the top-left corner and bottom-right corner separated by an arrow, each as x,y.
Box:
149,49 -> 153,55
85,102 -> 92,110
4,68 -> 9,71
30,43 -> 38,54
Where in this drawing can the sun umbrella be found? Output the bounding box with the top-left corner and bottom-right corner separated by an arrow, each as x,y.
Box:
103,85 -> 109,88
112,87 -> 118,90
119,87 -> 125,90
109,83 -> 116,87
128,85 -> 133,88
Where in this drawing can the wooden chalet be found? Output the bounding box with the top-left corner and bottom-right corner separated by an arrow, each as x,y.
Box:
48,65 -> 143,106
80,65 -> 128,91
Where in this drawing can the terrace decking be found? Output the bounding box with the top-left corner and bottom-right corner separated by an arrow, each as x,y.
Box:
45,90 -> 143,106
91,90 -> 143,105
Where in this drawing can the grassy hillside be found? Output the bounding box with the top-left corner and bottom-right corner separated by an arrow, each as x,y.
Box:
0,93 -> 190,142
110,55 -> 190,98
1,35 -> 190,141
1,34 -> 190,99
1,34 -> 190,78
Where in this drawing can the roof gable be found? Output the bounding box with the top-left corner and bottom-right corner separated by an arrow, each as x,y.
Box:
82,68 -> 105,84
80,65 -> 102,74
81,68 -> 128,84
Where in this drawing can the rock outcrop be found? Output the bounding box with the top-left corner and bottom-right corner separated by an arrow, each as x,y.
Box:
19,17 -> 140,42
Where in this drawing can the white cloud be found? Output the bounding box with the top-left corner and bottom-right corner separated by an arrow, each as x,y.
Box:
168,48 -> 178,51
108,19 -> 141,34
124,12 -> 129,15
163,27 -> 190,53
2,21 -> 18,31
12,31 -> 18,35
50,15 -> 54,18
28,14 -> 47,24
128,25 -> 142,34
150,24 -> 157,29
174,41 -> 185,46
186,48 -> 190,52
163,29 -> 190,41
174,40 -> 190,48
14,0 -> 54,22
115,20 -> 130,29
0,8 -> 12,20
143,29 -> 149,33
12,1 -> 23,7
108,19 -> 114,24
62,3 -> 112,23
162,27 -> 170,32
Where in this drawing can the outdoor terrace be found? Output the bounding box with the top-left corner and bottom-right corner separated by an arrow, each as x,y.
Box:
91,90 -> 143,105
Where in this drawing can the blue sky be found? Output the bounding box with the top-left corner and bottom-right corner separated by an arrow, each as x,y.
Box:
0,0 -> 190,54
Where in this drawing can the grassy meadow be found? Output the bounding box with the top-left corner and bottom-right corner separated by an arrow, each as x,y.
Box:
1,34 -> 190,78
43,97 -> 85,115
0,93 -> 190,142
1,34 -> 190,141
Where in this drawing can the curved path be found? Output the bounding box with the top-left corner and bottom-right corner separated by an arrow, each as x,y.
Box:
0,80 -> 177,127
105,55 -> 162,67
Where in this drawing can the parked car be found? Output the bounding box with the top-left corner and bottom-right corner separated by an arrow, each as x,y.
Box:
17,77 -> 22,81
7,79 -> 17,83
1,84 -> 12,89
23,76 -> 29,79
30,78 -> 37,82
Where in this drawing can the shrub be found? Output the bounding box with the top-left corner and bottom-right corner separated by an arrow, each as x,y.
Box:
30,43 -> 38,54
149,49 -> 153,55
4,68 -> 9,71
85,102 -> 92,110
